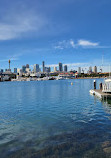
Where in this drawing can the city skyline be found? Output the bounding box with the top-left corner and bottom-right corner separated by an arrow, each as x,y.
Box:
0,0 -> 111,71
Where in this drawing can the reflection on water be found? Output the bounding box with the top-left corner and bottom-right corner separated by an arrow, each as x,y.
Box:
0,79 -> 111,157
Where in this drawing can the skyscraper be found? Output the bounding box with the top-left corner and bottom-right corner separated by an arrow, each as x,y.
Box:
14,68 -> 17,73
22,65 -> 26,73
59,62 -> 63,72
54,66 -> 57,72
89,66 -> 92,74
42,61 -> 45,72
26,64 -> 29,68
64,65 -> 67,72
78,67 -> 81,74
45,67 -> 51,73
34,64 -> 39,73
94,66 -> 97,73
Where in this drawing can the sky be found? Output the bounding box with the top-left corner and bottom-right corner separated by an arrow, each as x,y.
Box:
0,0 -> 111,72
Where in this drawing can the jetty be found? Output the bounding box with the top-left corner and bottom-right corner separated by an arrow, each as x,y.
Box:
90,89 -> 111,99
90,79 -> 111,99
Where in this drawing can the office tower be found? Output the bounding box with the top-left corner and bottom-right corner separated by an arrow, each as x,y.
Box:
78,67 -> 81,74
64,65 -> 67,72
26,64 -> 29,68
34,64 -> 39,73
89,66 -> 92,74
94,66 -> 97,73
22,65 -> 26,73
54,66 -> 57,72
45,67 -> 50,73
5,69 -> 8,72
42,61 -> 45,72
14,68 -> 17,73
49,67 -> 51,72
0,69 -> 3,73
59,62 -> 63,72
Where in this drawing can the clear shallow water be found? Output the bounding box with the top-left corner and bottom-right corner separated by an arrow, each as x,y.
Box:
0,79 -> 111,157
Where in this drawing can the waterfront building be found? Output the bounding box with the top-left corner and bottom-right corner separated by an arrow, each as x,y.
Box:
22,65 -> 26,73
42,61 -> 45,72
94,66 -> 97,73
34,64 -> 39,73
54,66 -> 57,72
64,65 -> 67,72
59,62 -> 63,72
78,67 -> 81,74
14,68 -> 17,73
26,64 -> 29,68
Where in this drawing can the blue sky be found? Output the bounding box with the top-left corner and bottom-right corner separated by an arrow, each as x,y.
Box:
0,0 -> 111,71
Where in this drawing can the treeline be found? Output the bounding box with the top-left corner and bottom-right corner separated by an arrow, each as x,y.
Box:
78,73 -> 109,78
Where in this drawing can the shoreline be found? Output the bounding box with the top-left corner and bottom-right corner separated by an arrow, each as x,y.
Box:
0,76 -> 105,82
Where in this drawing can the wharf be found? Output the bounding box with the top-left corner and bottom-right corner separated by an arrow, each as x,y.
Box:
90,89 -> 111,99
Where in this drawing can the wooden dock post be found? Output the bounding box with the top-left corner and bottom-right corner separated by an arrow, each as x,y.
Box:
94,80 -> 96,89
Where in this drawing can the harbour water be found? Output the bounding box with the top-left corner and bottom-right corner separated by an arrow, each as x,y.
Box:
1,79 -> 111,157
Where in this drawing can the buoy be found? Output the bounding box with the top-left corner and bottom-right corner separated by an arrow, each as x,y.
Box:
71,82 -> 73,85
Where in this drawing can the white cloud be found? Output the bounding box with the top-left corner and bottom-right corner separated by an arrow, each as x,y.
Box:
54,39 -> 75,49
78,40 -> 99,47
0,11 -> 46,40
70,40 -> 75,48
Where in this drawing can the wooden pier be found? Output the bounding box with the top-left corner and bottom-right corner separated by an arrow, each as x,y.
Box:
90,89 -> 111,99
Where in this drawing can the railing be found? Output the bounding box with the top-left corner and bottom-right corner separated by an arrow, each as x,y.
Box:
102,82 -> 111,93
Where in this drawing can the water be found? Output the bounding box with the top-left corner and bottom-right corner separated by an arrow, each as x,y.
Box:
0,79 -> 111,157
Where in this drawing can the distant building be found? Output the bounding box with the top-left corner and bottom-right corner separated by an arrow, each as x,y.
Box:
17,69 -> 23,76
45,67 -> 50,73
14,68 -> 17,73
59,62 -> 63,72
26,64 -> 29,68
34,64 -> 39,73
22,65 -> 26,73
0,69 -> 3,73
89,66 -> 92,74
64,65 -> 67,72
42,61 -> 45,72
94,66 -> 97,73
78,67 -> 81,74
54,66 -> 57,72
5,69 -> 8,72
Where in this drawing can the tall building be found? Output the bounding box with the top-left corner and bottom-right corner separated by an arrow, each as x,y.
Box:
26,64 -> 29,68
54,66 -> 57,72
34,64 -> 39,73
78,67 -> 81,74
89,66 -> 92,74
42,61 -> 45,72
0,69 -> 3,73
94,66 -> 97,73
14,68 -> 17,73
22,65 -> 26,73
64,65 -> 67,72
45,67 -> 50,73
59,62 -> 63,72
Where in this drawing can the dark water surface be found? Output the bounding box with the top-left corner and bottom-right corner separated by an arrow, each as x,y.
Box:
0,79 -> 111,158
